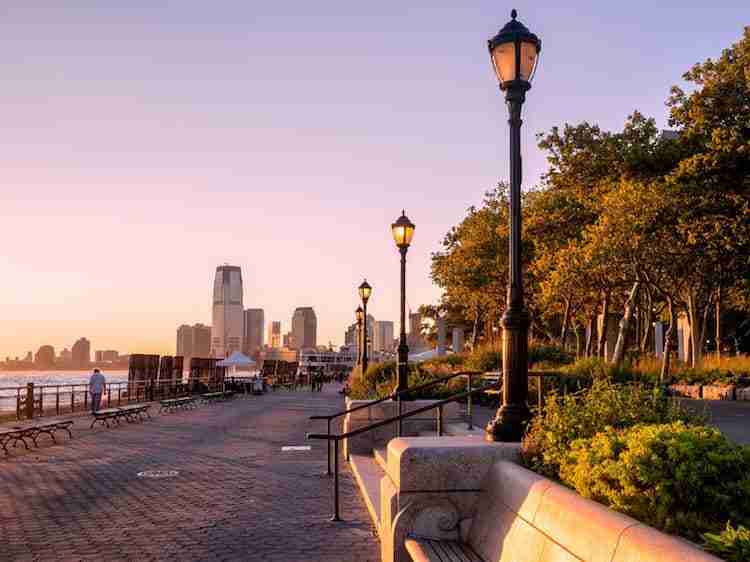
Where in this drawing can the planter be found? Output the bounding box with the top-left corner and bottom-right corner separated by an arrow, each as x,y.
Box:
701,384 -> 736,400
668,384 -> 702,399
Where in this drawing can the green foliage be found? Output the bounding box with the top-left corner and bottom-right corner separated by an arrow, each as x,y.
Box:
559,422 -> 750,541
704,523 -> 750,562
348,361 -> 398,399
521,379 -> 704,479
528,344 -> 574,366
465,347 -> 502,373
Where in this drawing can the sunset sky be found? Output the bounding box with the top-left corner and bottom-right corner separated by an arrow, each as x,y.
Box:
1,2 -> 747,358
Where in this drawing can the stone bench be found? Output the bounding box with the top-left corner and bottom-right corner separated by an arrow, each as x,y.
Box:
381,438 -> 720,562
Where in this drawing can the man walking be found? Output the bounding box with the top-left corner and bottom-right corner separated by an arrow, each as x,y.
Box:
89,368 -> 106,413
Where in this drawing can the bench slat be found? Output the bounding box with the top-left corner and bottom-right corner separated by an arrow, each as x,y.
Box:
405,537 -> 484,562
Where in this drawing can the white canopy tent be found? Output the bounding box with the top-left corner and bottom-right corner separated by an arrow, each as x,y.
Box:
217,351 -> 257,372
408,348 -> 453,363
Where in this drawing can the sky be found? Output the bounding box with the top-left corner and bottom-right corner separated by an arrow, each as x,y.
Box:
1,1 -> 748,358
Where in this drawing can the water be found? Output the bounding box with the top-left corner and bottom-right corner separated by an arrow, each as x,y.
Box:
0,370 -> 129,388
0,370 -> 129,413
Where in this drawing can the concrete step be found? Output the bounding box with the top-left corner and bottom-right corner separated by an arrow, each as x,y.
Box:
373,446 -> 387,472
443,421 -> 485,438
349,453 -> 383,532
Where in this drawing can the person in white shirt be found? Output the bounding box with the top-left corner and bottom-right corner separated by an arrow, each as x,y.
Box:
89,369 -> 106,413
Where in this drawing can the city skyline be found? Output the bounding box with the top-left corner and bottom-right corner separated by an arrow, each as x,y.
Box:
1,2 -> 747,358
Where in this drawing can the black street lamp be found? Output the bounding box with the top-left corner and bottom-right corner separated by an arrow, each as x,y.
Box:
391,211 -> 415,393
485,9 -> 541,442
358,280 -> 372,375
355,306 -> 364,368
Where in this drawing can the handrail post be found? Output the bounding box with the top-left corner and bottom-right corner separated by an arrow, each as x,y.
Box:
466,373 -> 474,430
118,386 -> 122,406
25,383 -> 34,420
326,419 -> 332,476
56,386 -> 60,415
397,394 -> 403,437
538,375 -> 543,409
16,387 -> 21,420
331,439 -> 341,522
71,386 -> 75,413
437,404 -> 443,437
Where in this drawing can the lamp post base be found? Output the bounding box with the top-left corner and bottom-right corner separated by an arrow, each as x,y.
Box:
485,403 -> 529,442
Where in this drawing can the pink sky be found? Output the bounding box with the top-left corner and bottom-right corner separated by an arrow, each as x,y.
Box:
1,2 -> 747,358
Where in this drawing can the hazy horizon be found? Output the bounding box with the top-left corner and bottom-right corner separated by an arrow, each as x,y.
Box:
2,2 -> 748,358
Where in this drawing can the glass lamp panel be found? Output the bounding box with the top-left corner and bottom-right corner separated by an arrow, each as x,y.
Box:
392,225 -> 406,247
491,42 -> 516,83
519,41 -> 539,82
403,224 -> 415,246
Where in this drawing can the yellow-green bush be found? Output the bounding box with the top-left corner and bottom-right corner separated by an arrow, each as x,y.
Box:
521,379 -> 704,479
704,523 -> 750,562
559,422 -> 750,541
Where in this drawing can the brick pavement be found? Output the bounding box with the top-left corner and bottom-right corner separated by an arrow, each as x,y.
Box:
0,386 -> 380,561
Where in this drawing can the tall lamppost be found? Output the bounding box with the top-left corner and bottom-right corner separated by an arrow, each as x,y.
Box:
391,211 -> 416,393
358,280 -> 372,375
485,9 -> 541,442
355,305 -> 364,368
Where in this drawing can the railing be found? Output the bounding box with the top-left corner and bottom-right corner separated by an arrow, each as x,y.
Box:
307,369 -> 562,521
0,377 -> 224,421
309,371 -> 482,477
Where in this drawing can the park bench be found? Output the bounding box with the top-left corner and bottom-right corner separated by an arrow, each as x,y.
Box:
159,396 -> 196,413
90,404 -> 151,428
402,460 -> 720,562
1,420 -> 75,454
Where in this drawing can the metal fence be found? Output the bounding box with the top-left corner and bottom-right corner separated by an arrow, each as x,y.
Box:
0,378 -> 223,421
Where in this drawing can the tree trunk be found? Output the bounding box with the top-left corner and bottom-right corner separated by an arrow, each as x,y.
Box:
585,314 -> 596,358
686,289 -> 702,368
612,282 -> 639,365
596,292 -> 611,360
640,287 -> 653,353
716,285 -> 722,361
471,308 -> 482,349
660,297 -> 676,383
699,301 -> 710,361
560,297 -> 571,350
573,322 -> 582,358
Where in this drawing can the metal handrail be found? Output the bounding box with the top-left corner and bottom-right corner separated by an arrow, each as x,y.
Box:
309,370 -> 482,422
307,369 -> 563,521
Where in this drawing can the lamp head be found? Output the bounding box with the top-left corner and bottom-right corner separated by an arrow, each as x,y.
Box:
488,9 -> 541,91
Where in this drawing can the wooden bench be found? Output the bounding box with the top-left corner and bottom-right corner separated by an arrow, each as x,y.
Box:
403,460 -> 720,562
1,420 -> 75,454
90,404 -> 151,428
159,396 -> 196,413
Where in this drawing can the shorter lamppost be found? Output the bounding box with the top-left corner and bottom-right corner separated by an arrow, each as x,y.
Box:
391,211 -> 416,393
358,280 -> 372,375
355,306 -> 364,369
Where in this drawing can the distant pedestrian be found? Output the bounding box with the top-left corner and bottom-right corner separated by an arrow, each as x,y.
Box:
89,368 -> 106,413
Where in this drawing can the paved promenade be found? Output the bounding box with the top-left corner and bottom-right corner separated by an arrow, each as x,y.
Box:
0,386 -> 379,561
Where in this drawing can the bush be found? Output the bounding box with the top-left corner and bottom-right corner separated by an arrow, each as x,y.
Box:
559,422 -> 750,541
704,523 -> 750,562
521,379 -> 705,479
465,347 -> 502,372
529,344 -> 574,367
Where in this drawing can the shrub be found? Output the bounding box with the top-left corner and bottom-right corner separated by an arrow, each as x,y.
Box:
521,379 -> 705,479
529,344 -> 574,367
465,346 -> 502,372
559,422 -> 750,541
704,523 -> 750,562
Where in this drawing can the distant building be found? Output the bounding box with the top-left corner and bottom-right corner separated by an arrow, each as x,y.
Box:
211,265 -> 244,358
408,311 -> 426,351
102,350 -> 118,362
260,347 -> 298,363
71,338 -> 91,368
24,351 -> 33,362
344,323 -> 358,347
59,348 -> 71,361
243,308 -> 265,357
374,320 -> 395,353
176,324 -> 193,358
283,332 -> 294,349
291,307 -> 317,350
268,321 -> 282,348
35,345 -> 55,367
192,324 -> 212,357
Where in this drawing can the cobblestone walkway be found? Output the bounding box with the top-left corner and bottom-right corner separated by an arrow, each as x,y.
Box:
0,386 -> 379,561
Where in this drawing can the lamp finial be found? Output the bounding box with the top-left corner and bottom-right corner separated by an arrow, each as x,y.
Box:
511,9 -> 517,19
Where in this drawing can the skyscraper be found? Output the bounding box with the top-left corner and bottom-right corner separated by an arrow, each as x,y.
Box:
243,308 -> 265,357
268,321 -> 282,348
176,324 -> 193,357
71,337 -> 91,368
192,324 -> 212,357
35,345 -> 55,367
291,307 -> 317,350
374,320 -> 395,352
211,265 -> 244,358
